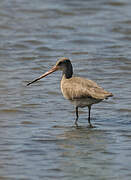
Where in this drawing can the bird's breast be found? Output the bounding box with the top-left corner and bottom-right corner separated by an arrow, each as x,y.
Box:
60,76 -> 73,100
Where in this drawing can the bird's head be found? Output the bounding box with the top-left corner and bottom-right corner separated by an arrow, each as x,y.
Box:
55,57 -> 71,69
27,57 -> 73,86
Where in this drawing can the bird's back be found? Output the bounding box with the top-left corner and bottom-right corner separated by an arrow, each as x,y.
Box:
61,75 -> 113,101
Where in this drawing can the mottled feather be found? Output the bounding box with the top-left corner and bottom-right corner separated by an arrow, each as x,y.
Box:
61,75 -> 113,100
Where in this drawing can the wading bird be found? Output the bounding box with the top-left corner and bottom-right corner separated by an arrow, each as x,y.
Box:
27,57 -> 113,127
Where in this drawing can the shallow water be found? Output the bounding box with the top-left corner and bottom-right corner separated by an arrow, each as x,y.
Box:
0,0 -> 131,179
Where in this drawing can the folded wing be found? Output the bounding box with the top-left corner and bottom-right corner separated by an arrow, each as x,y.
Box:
61,76 -> 113,100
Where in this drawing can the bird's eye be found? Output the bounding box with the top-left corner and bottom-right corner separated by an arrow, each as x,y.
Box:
58,62 -> 62,66
58,60 -> 68,66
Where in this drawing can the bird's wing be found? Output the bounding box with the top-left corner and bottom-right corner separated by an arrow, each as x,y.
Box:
61,77 -> 113,100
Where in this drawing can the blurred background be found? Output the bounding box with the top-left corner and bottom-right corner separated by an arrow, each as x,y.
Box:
0,0 -> 131,179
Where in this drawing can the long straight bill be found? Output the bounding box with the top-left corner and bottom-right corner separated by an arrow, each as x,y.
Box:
27,66 -> 58,86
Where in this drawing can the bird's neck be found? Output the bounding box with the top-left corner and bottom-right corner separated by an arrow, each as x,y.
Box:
63,65 -> 73,79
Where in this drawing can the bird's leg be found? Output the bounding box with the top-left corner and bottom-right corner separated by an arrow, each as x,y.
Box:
88,106 -> 93,128
75,107 -> 79,127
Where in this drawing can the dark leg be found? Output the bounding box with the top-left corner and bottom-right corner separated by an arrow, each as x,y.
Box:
88,106 -> 93,128
75,107 -> 79,127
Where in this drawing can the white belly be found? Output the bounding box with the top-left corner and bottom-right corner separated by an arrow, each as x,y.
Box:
69,97 -> 101,108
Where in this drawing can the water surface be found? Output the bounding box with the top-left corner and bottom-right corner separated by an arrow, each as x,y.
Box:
0,0 -> 131,179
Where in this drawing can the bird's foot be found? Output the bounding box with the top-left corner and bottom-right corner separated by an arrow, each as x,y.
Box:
74,121 -> 79,128
87,123 -> 94,128
74,117 -> 79,127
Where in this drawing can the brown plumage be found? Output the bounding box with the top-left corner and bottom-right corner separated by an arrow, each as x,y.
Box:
61,76 -> 112,100
27,57 -> 113,127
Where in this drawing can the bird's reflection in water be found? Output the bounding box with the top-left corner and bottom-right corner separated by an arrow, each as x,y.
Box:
54,125 -> 116,178
54,125 -> 111,152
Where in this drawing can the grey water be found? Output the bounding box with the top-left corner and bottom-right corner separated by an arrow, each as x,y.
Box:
0,0 -> 131,179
